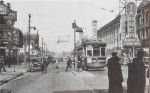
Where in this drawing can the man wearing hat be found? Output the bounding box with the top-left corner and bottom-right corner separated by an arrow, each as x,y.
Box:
127,51 -> 146,93
0,56 -> 6,72
107,51 -> 123,93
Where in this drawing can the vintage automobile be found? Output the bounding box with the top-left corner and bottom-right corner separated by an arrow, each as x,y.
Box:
28,57 -> 43,72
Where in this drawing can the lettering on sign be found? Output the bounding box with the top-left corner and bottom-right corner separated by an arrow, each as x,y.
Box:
123,36 -> 141,46
127,2 -> 136,17
126,1 -> 137,37
1,29 -> 13,41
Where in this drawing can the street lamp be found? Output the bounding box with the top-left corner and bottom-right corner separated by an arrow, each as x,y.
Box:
28,14 -> 36,70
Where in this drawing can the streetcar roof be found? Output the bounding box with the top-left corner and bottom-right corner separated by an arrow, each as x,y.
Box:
83,40 -> 106,45
76,40 -> 106,48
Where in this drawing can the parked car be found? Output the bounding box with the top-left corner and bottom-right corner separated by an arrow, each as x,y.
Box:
28,57 -> 43,72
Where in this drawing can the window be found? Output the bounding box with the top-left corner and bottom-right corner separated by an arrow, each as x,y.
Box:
86,45 -> 92,56
101,47 -> 105,56
139,16 -> 142,25
87,50 -> 92,56
93,46 -> 100,56
145,12 -> 149,23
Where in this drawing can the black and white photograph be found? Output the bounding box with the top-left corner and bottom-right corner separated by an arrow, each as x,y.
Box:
0,0 -> 149,93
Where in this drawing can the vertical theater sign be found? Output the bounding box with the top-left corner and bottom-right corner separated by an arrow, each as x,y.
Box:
123,0 -> 141,57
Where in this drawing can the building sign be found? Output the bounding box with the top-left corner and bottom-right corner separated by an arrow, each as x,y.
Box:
3,10 -> 17,26
123,36 -> 141,46
123,0 -> 141,47
13,30 -> 19,45
0,3 -> 9,15
126,0 -> 137,37
92,20 -> 97,40
127,2 -> 136,17
2,29 -> 12,41
86,45 -> 92,50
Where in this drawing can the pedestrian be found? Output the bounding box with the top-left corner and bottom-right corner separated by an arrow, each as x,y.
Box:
127,51 -> 146,93
43,58 -> 47,73
81,56 -> 86,71
0,56 -> 6,72
107,52 -> 123,93
65,56 -> 72,72
55,65 -> 59,73
74,55 -> 78,71
77,55 -> 82,72
48,55 -> 52,64
41,63 -> 45,74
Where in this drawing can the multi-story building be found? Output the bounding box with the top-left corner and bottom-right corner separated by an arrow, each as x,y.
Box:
97,1 -> 150,58
136,1 -> 149,53
97,14 -> 126,57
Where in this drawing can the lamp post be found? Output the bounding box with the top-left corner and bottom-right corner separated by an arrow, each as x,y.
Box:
28,14 -> 36,70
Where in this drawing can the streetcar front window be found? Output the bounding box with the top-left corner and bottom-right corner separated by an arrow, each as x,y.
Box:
101,48 -> 105,56
87,50 -> 92,56
93,46 -> 100,56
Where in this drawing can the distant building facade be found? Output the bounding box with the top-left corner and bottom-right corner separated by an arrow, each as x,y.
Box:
136,1 -> 149,53
97,14 -> 126,57
97,1 -> 150,58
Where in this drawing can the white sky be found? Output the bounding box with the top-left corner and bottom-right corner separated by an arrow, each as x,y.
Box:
3,0 -> 143,53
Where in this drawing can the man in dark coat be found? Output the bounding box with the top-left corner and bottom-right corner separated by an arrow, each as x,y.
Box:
127,51 -> 146,93
0,56 -> 6,72
65,56 -> 72,72
107,52 -> 123,93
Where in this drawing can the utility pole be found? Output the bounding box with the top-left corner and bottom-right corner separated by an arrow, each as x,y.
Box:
74,24 -> 76,58
42,38 -> 43,58
28,14 -> 31,69
46,44 -> 47,56
28,14 -> 36,69
44,42 -> 45,57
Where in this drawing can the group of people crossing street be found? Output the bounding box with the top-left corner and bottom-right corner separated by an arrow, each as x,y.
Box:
65,55 -> 87,72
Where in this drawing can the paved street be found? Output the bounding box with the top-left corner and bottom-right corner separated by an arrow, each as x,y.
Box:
0,0 -> 149,93
0,61 -> 149,93
0,62 -> 95,93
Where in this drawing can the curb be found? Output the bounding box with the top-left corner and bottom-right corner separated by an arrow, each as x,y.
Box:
0,72 -> 24,86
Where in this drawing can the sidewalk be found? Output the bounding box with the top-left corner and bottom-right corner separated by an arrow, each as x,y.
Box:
72,71 -> 149,93
0,64 -> 29,85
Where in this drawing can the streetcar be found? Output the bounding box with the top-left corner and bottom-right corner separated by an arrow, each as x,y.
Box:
76,40 -> 107,70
